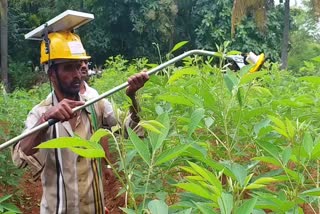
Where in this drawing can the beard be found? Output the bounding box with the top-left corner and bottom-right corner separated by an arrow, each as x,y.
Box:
56,72 -> 81,98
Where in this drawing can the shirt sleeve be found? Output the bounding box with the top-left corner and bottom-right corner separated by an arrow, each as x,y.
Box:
11,107 -> 48,178
100,98 -> 117,129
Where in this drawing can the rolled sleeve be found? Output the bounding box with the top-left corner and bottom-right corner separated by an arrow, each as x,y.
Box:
12,107 -> 47,178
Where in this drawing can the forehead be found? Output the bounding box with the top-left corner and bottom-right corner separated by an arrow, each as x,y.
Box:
57,61 -> 81,70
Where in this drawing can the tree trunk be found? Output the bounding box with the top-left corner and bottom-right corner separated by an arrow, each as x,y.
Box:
0,0 -> 8,91
280,0 -> 290,70
265,0 -> 275,10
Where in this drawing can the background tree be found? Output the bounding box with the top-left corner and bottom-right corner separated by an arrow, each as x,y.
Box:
230,0 -> 283,60
6,0 -> 286,90
280,0 -> 290,69
0,0 -> 8,92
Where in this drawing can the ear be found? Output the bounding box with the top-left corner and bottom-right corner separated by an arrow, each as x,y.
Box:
47,66 -> 57,83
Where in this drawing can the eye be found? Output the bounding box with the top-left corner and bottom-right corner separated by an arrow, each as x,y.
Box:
62,63 -> 82,72
63,64 -> 74,71
81,60 -> 88,64
75,63 -> 82,70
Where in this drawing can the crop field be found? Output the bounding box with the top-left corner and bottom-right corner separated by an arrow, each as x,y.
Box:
1,49 -> 320,213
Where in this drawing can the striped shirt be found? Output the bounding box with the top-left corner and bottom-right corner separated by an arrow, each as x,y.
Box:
12,87 -> 138,214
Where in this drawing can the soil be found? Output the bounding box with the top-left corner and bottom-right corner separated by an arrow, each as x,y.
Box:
4,170 -> 125,213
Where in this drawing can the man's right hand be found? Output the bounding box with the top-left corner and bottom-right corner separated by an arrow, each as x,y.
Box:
43,99 -> 85,122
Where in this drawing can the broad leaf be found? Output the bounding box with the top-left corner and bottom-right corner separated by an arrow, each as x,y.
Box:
302,132 -> 313,157
224,163 -> 247,187
170,41 -> 189,54
300,188 -> 320,196
149,113 -> 170,151
70,147 -> 105,158
148,199 -> 168,214
256,141 -> 281,160
0,195 -> 12,204
311,55 -> 320,62
188,108 -> 205,137
158,95 -> 194,106
268,115 -> 286,131
194,202 -> 217,214
140,123 -> 162,134
128,128 -> 151,166
253,156 -> 282,167
240,70 -> 268,85
235,198 -> 257,214
0,203 -> 21,213
218,193 -> 233,214
155,143 -> 192,166
285,118 -> 295,139
227,50 -> 242,55
224,70 -> 239,93
187,161 -> 222,195
299,76 -> 320,84
90,129 -> 111,143
175,183 -> 213,200
168,67 -> 198,84
36,137 -> 92,149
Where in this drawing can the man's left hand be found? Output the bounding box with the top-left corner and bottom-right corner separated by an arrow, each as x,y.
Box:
126,70 -> 149,97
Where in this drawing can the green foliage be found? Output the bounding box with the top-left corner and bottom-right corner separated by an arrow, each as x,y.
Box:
3,48 -> 320,212
36,130 -> 109,158
0,195 -> 21,213
0,83 -> 49,209
288,8 -> 320,75
8,62 -> 46,90
7,0 -> 287,91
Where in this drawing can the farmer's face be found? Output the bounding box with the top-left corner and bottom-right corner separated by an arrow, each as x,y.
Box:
54,61 -> 82,97
80,60 -> 89,82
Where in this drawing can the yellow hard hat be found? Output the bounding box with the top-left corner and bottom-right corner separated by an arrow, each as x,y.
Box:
40,31 -> 91,64
248,53 -> 265,73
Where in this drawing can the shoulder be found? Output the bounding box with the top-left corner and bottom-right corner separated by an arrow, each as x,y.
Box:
81,82 -> 99,99
86,85 -> 99,97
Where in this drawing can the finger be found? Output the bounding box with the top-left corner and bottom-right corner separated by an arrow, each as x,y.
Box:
127,76 -> 133,85
60,102 -> 73,116
67,100 -> 85,108
53,111 -> 66,121
132,76 -> 142,87
58,107 -> 71,121
136,73 -> 149,84
128,76 -> 140,88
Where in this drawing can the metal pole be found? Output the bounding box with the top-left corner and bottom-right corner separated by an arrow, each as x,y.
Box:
0,49 -> 217,151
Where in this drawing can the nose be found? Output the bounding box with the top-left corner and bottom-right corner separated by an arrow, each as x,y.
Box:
80,61 -> 86,68
71,65 -> 81,79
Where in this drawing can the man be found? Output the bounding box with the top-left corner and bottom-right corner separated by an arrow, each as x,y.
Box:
12,31 -> 149,214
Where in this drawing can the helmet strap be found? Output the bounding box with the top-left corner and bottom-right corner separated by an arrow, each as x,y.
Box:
43,23 -> 55,105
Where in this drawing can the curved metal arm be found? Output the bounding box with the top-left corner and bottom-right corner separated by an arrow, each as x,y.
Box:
0,49 -> 221,151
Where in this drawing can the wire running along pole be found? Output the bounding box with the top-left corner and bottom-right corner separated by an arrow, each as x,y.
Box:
0,49 -> 223,151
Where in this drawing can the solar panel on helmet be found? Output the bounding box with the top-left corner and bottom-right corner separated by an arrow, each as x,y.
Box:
25,10 -> 94,41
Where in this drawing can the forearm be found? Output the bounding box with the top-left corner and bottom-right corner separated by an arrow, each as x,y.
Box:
128,94 -> 141,123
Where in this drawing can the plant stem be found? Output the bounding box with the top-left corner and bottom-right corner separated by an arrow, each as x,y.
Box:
142,152 -> 155,210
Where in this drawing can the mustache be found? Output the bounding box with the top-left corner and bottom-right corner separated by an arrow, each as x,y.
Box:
71,78 -> 81,85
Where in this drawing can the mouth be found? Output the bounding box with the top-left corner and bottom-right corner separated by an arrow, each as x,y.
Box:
71,80 -> 81,88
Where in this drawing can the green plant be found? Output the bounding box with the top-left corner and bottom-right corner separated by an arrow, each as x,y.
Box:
6,49 -> 320,213
0,195 -> 21,214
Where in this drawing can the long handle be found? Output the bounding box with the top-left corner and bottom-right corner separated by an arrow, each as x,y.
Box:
0,49 -> 218,151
